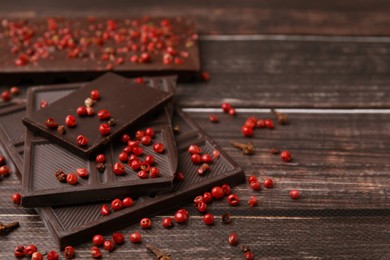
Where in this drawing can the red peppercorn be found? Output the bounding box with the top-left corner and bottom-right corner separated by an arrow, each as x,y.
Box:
24,244 -> 38,257
250,181 -> 261,191
257,119 -> 265,128
99,123 -> 111,136
162,217 -> 173,228
86,107 -> 95,116
221,102 -> 231,113
101,204 -> 111,216
91,246 -> 102,259
135,130 -> 145,140
203,213 -> 214,225
121,134 -> 130,144
248,196 -> 258,207
134,77 -> 144,84
280,150 -> 292,162
193,195 -> 204,206
248,176 -> 258,183
47,250 -> 59,260
64,246 -> 75,259
264,178 -> 273,188
132,147 -> 143,156
244,251 -> 254,260
77,135 -> 88,146
66,173 -> 78,185
39,100 -> 49,108
228,108 -> 236,116
113,162 -> 125,175
92,234 -> 104,246
187,144 -> 201,154
137,170 -> 148,179
10,86 -> 20,95
118,152 -> 128,162
264,119 -> 274,129
197,163 -> 210,175
228,232 -> 238,246
76,106 -> 87,116
1,90 -> 11,102
153,143 -> 165,153
129,232 -> 142,243
145,127 -> 154,137
11,193 -> 22,205
149,167 -> 160,178
0,155 -> 5,166
290,189 -> 300,200
90,90 -> 100,100
211,186 -> 224,199
203,192 -> 213,203
209,115 -> 219,123
241,125 -> 253,137
103,240 -> 116,252
144,155 -> 155,165
245,117 -> 257,128
97,109 -> 111,120
112,232 -> 125,244
221,184 -> 232,195
213,150 -> 220,159
31,252 -> 43,260
175,171 -> 185,181
111,198 -> 123,211
191,154 -> 202,165
0,165 -> 10,176
201,71 -> 210,81
96,154 -> 106,163
227,194 -> 239,206
122,197 -> 134,207
76,168 -> 88,178
201,154 -> 213,163
141,135 -> 152,145
14,245 -> 25,258
140,218 -> 152,229
174,209 -> 188,223
140,52 -> 151,63
197,201 -> 208,213
45,118 -> 58,129
65,115 -> 76,127
130,160 -> 141,170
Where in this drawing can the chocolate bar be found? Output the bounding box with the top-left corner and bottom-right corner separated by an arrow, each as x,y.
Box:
2,105 -> 245,247
22,73 -> 173,158
0,17 -> 200,84
21,75 -> 178,207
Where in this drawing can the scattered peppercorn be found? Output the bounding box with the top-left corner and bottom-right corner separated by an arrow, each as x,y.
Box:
203,213 -> 215,225
129,232 -> 142,243
248,196 -> 258,207
209,115 -> 219,123
228,232 -> 238,246
11,193 -> 22,205
290,189 -> 300,200
280,150 -> 292,162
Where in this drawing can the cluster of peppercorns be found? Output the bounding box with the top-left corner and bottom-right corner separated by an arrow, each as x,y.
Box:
113,128 -> 163,179
241,116 -> 274,137
1,86 -> 20,102
187,144 -> 217,175
227,233 -> 255,259
101,197 -> 135,216
54,168 -> 88,185
14,244 -> 72,259
248,175 -> 300,200
4,17 -> 196,70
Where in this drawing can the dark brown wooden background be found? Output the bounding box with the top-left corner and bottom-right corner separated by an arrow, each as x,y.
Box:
0,1 -> 389,259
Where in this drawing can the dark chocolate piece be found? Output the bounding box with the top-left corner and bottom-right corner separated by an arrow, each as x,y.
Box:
3,107 -> 245,247
0,76 -> 178,206
0,17 -> 200,84
36,108 -> 245,247
22,72 -> 173,158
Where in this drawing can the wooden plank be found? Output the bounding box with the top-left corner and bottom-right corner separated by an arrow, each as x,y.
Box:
183,111 -> 390,210
1,0 -> 390,35
176,39 -> 390,108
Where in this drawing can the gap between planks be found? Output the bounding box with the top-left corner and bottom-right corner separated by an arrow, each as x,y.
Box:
183,108 -> 390,114
201,34 -> 390,43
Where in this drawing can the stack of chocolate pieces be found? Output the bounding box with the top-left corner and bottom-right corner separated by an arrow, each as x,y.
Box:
0,17 -> 245,248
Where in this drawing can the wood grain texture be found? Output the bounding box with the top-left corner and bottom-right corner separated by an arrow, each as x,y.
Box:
176,39 -> 390,108
2,0 -> 390,35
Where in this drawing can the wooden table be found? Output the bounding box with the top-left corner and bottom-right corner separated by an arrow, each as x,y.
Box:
1,1 -> 389,259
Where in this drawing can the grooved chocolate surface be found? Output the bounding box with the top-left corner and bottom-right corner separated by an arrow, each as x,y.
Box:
34,108 -> 244,246
20,76 -> 178,207
22,72 -> 173,158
